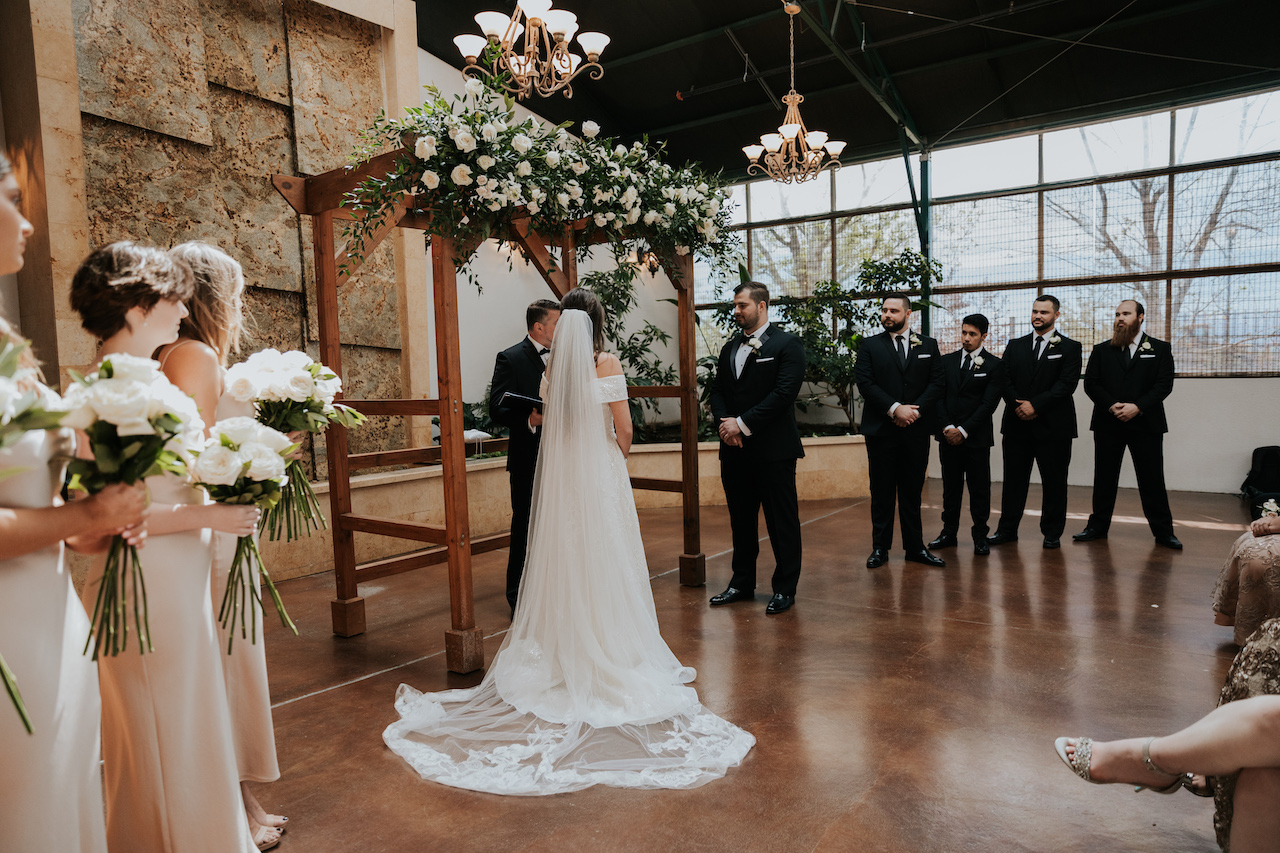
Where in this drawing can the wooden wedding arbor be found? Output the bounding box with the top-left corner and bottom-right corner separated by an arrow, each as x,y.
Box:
274,149 -> 706,673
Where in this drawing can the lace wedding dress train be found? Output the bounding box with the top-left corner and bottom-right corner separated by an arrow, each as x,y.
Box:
383,310 -> 754,795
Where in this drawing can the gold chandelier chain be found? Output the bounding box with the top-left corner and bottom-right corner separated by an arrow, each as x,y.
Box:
789,11 -> 796,93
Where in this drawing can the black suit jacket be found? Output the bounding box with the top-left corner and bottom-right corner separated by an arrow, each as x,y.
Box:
1084,333 -> 1175,435
489,338 -> 545,477
999,331 -> 1082,441
708,325 -> 805,462
935,348 -> 1005,447
854,330 -> 944,437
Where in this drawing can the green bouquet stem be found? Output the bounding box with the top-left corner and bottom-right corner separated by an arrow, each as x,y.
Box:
218,533 -> 298,653
261,459 -> 327,542
2,649 -> 33,734
83,534 -> 152,660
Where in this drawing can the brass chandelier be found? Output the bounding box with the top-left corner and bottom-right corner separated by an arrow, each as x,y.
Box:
743,3 -> 846,183
453,0 -> 610,100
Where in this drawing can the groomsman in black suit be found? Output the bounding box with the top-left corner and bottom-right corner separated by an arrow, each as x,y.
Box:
489,299 -> 560,615
988,294 -> 1082,549
855,292 -> 946,569
928,314 -> 1006,556
1074,299 -> 1181,548
708,281 -> 806,615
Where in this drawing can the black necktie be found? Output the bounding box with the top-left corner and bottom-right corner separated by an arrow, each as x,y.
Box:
1121,344 -> 1131,367
896,335 -> 907,365
1033,336 -> 1043,360
962,353 -> 972,372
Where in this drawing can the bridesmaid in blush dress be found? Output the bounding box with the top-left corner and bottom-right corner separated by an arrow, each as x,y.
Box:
69,242 -> 263,853
0,151 -> 148,853
158,241 -> 287,845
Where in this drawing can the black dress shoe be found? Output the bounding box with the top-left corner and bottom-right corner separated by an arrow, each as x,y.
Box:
1072,528 -> 1108,542
709,587 -> 754,606
866,548 -> 889,569
1043,537 -> 1061,549
986,531 -> 1018,545
973,539 -> 990,556
1155,534 -> 1183,550
927,533 -> 958,549
765,594 -> 794,615
904,549 -> 946,567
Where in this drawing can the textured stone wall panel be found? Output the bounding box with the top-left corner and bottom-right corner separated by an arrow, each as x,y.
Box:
297,215 -> 401,348
311,344 -> 405,480
73,0 -> 213,145
283,0 -> 385,175
82,115 -> 303,294
201,0 -> 291,106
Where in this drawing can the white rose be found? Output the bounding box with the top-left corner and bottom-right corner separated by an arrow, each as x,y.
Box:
101,353 -> 161,384
477,154 -> 496,171
515,160 -> 533,177
527,200 -> 540,214
664,202 -> 676,216
643,210 -> 660,226
557,192 -> 570,208
512,133 -> 532,154
481,123 -> 497,142
464,76 -> 485,96
241,441 -> 287,482
414,135 -> 438,159
278,350 -> 314,370
193,444 -> 245,487
57,385 -> 97,430
88,378 -> 154,431
0,376 -> 22,423
225,371 -> 258,402
594,213 -> 608,227
422,170 -> 440,190
544,150 -> 561,167
582,120 -> 600,139
614,144 -> 627,158
285,370 -> 317,403
216,416 -> 264,448
451,164 -> 474,186
315,375 -> 342,404
625,208 -> 641,225
455,130 -> 477,153
571,161 -> 588,176
676,245 -> 691,256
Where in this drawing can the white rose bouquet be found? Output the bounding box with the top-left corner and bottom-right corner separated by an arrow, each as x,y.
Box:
191,417 -> 299,651
61,353 -> 203,659
224,349 -> 366,541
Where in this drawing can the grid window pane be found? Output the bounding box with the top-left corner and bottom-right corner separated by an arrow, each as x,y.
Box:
930,136 -> 1039,197
1043,113 -> 1171,182
833,209 -> 917,288
932,195 -> 1039,287
1043,177 -> 1170,279
835,155 -> 919,209
927,288 -> 1041,356
750,219 -> 834,299
1176,92 -> 1280,165
1169,273 -> 1280,375
1172,161 -> 1280,269
748,174 -> 832,222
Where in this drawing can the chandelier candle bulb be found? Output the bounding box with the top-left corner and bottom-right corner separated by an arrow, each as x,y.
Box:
742,144 -> 765,161
824,140 -> 847,157
575,31 -> 610,59
779,122 -> 801,140
453,34 -> 488,62
516,0 -> 553,18
542,9 -> 577,39
761,133 -> 784,153
805,130 -> 828,148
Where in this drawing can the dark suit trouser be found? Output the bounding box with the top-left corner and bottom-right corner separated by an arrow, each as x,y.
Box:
938,441 -> 992,541
998,434 -> 1072,539
721,456 -> 802,596
1087,431 -> 1174,537
865,432 -> 930,551
506,470 -> 535,610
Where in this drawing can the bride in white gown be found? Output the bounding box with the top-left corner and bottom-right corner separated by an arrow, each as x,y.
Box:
383,289 -> 755,795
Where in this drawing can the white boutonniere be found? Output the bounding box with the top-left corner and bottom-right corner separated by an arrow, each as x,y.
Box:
1139,339 -> 1153,352
1049,333 -> 1062,347
745,336 -> 763,352
909,332 -> 922,348
972,354 -> 984,368
1263,498 -> 1280,518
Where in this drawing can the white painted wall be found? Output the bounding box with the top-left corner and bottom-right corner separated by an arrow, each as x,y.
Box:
924,377 -> 1280,494
0,93 -> 18,321
416,49 -> 679,413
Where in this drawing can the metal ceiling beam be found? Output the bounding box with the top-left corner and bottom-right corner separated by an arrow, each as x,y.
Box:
792,2 -> 922,145
724,26 -> 783,110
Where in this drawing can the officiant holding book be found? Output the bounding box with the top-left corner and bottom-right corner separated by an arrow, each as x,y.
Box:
489,299 -> 560,616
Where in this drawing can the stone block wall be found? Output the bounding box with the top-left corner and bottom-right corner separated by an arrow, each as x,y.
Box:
70,0 -> 406,473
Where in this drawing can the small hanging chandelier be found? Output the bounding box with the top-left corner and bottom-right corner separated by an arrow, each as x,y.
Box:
743,3 -> 846,183
452,0 -> 610,101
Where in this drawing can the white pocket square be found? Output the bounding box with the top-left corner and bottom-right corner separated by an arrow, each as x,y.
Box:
755,357 -> 774,363
973,372 -> 988,377
915,353 -> 932,359
1139,354 -> 1155,358
1047,353 -> 1062,359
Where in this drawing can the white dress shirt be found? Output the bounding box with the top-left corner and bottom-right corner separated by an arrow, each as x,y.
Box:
733,322 -> 769,437
526,335 -> 551,432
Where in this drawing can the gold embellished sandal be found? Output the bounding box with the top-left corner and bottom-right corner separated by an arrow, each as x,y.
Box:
1053,736 -> 1183,794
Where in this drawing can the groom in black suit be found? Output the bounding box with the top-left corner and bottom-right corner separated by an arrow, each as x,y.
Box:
1075,299 -> 1180,548
489,299 -> 560,615
855,292 -> 946,569
929,314 -> 1006,556
988,294 -> 1082,549
708,281 -> 806,615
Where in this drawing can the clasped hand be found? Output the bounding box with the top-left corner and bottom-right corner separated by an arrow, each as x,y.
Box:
1110,402 -> 1140,422
718,417 -> 743,447
943,426 -> 965,446
892,404 -> 921,427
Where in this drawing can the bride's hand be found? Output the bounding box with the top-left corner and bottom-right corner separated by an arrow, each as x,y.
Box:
209,503 -> 262,536
285,431 -> 307,461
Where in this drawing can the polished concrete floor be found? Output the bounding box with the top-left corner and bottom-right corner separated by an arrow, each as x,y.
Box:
256,481 -> 1248,852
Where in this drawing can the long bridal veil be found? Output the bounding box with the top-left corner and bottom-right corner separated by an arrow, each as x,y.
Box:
382,309 -> 754,795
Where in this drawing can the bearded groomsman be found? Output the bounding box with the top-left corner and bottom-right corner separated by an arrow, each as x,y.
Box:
856,292 -> 946,569
1074,299 -> 1180,548
708,281 -> 806,615
928,314 -> 1006,556
489,299 -> 560,616
988,294 -> 1082,549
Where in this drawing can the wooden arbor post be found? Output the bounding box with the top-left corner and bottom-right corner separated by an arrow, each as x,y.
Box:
273,149 -> 705,674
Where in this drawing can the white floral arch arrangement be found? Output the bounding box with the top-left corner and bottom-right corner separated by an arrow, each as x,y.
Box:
344,78 -> 738,279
